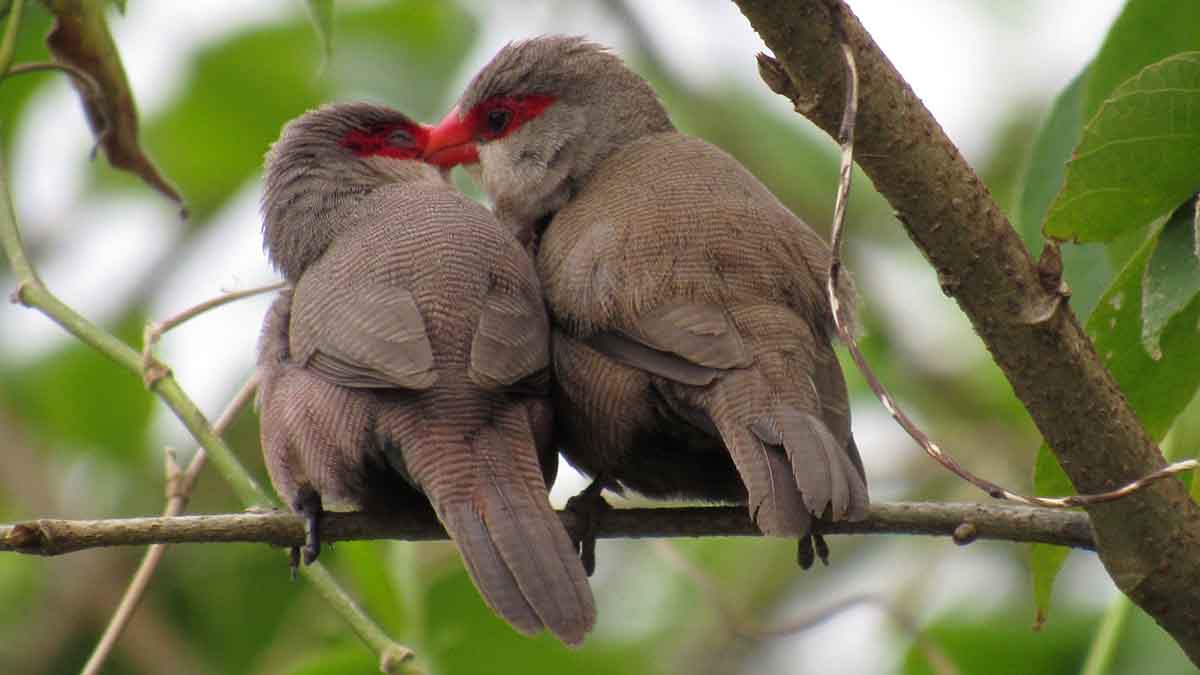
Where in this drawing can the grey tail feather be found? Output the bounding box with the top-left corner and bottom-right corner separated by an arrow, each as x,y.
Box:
713,413 -> 811,537
439,419 -> 596,646
774,408 -> 870,522
841,437 -> 871,520
442,502 -> 544,636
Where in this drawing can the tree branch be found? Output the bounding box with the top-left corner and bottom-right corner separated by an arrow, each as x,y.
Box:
1,502 -> 1095,555
731,0 -> 1200,662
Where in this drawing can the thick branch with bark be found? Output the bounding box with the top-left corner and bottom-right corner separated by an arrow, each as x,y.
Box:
1,502 -> 1095,555
731,0 -> 1200,662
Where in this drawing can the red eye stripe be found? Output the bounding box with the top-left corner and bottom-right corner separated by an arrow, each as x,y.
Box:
469,95 -> 557,141
340,122 -> 430,160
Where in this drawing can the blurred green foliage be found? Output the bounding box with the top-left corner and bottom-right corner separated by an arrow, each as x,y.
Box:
0,1 -> 1197,674
3,312 -> 151,467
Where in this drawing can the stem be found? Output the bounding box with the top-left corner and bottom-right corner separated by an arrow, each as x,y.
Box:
1081,596 -> 1132,675
177,374 -> 259,496
4,61 -> 104,103
142,282 -> 287,377
0,0 -> 25,76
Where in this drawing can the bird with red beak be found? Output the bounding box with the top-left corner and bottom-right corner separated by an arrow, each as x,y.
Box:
258,101 -> 595,645
425,36 -> 869,573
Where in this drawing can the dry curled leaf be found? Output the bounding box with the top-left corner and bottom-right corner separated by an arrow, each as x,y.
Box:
45,0 -> 184,210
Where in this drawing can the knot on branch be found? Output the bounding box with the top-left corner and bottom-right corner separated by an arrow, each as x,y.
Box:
756,52 -> 818,113
379,645 -> 416,673
9,279 -> 33,306
6,522 -> 48,553
952,522 -> 978,546
1020,241 -> 1071,326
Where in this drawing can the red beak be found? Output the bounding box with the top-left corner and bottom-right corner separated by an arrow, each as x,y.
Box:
423,106 -> 479,167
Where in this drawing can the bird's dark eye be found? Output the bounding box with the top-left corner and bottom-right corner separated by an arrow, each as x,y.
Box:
485,108 -> 513,135
388,129 -> 412,146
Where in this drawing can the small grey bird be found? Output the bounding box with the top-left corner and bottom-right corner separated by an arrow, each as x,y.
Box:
424,36 -> 869,571
256,102 -> 595,645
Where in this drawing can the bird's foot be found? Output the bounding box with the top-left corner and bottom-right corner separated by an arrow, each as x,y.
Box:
797,531 -> 830,570
565,479 -> 611,576
289,486 -> 324,578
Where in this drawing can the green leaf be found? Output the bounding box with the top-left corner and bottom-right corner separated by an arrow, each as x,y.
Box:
1015,70 -> 1112,320
1087,225 -> 1200,440
1083,0 -> 1200,121
1043,52 -> 1200,242
1031,216 -> 1200,621
1082,0 -> 1200,267
1030,446 -> 1072,627
1020,0 -> 1200,281
1142,199 -> 1200,357
305,0 -> 334,64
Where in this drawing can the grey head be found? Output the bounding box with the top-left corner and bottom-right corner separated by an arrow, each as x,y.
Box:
425,36 -> 674,233
261,102 -> 437,282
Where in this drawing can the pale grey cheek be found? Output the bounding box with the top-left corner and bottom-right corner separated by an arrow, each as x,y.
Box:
477,144 -> 512,200
480,141 -> 544,202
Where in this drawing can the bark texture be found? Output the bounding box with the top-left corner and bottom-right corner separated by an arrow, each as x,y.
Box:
0,502 -> 1095,554
732,0 -> 1200,662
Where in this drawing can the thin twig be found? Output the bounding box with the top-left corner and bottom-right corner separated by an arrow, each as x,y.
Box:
813,5 -> 1197,510
0,141 -> 413,669
3,61 -> 110,161
81,374 -> 259,675
141,282 -> 287,384
654,541 -> 961,675
0,501 -> 1097,554
4,61 -> 104,102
